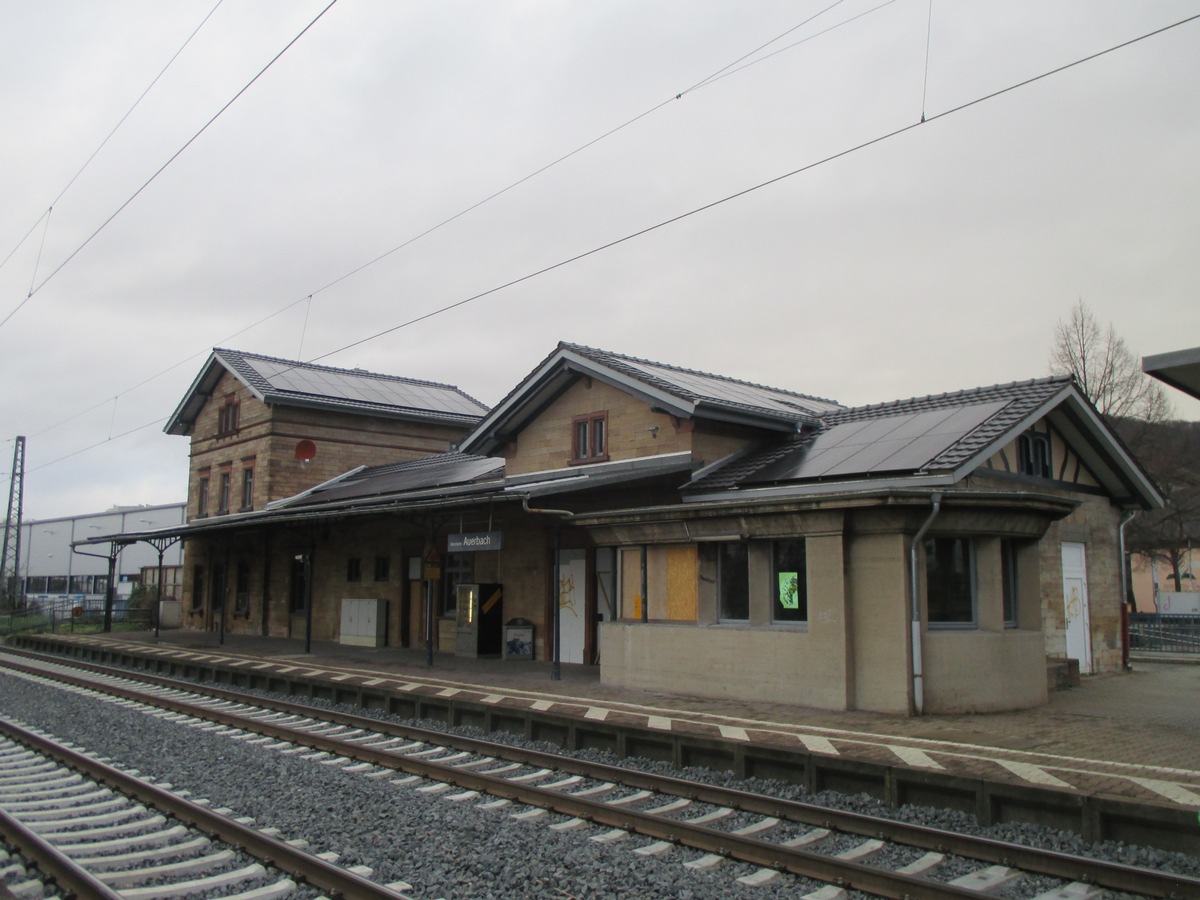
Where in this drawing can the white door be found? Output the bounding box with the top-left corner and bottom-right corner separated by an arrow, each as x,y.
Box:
1061,542 -> 1093,674
557,550 -> 587,664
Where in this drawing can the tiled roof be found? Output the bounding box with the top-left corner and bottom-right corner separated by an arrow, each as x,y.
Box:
213,348 -> 489,422
687,376 -> 1072,492
562,343 -> 843,422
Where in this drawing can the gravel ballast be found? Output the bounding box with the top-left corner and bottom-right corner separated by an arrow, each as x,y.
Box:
1,668 -> 1197,899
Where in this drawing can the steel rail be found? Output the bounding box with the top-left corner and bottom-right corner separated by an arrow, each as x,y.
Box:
0,656 -> 969,899
5,649 -> 1200,898
0,716 -> 407,900
0,803 -> 123,900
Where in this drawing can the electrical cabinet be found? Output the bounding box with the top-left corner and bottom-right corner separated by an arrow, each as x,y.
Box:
340,598 -> 386,647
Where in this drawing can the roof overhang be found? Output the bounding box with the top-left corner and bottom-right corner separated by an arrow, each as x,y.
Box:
459,346 -> 805,456
942,384 -> 1162,510
165,352 -> 229,435
503,452 -> 694,500
686,384 -> 1163,511
73,453 -> 695,547
1143,346 -> 1200,401
569,487 -> 1081,539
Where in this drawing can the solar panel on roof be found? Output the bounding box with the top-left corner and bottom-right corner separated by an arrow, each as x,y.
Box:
747,399 -> 1008,483
298,456 -> 503,505
623,360 -> 839,416
243,358 -> 483,416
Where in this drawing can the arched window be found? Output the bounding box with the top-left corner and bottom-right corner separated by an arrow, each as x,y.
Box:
1017,432 -> 1052,479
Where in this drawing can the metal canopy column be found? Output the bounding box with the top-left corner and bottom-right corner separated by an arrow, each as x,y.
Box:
146,536 -> 181,639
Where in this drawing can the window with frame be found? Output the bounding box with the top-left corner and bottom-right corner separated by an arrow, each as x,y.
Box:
1001,539 -> 1018,627
347,557 -> 362,582
772,539 -> 807,623
1017,432 -> 1052,479
571,412 -> 609,463
218,472 -> 231,514
925,537 -> 976,626
197,477 -> 209,517
718,542 -> 750,621
241,467 -> 254,511
374,555 -> 390,582
218,397 -> 240,436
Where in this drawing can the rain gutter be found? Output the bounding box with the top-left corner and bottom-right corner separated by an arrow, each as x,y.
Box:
1118,508 -> 1137,669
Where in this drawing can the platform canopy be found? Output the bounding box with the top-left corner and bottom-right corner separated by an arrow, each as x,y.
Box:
1143,346 -> 1200,401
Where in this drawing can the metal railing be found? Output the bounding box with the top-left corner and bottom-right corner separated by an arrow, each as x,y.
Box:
1129,613 -> 1200,654
0,597 -> 154,638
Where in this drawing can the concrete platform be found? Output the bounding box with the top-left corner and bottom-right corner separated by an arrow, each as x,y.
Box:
12,629 -> 1200,827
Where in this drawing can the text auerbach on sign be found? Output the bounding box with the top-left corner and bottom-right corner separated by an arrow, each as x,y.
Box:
447,532 -> 503,553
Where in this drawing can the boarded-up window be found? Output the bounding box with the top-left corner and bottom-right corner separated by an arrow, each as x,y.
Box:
666,546 -> 697,621
620,547 -> 644,618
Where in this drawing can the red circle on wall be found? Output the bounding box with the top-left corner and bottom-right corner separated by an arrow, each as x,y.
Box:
295,439 -> 317,461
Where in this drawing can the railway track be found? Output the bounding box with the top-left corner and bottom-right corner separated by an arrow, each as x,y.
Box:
0,716 -> 410,899
1,647 -> 1197,899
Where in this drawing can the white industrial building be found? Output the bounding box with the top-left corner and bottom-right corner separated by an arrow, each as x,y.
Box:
19,503 -> 185,606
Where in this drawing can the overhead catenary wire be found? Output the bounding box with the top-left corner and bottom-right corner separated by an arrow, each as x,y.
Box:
0,0 -> 340,331
29,295 -> 311,441
683,0 -> 899,94
17,9 -> 1200,474
18,2 -> 878,446
920,0 -> 935,121
305,0 -> 856,301
307,10 -> 1200,367
0,0 -> 226,276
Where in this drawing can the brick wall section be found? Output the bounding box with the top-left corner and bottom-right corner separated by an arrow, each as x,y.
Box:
506,380 -> 686,475
184,506 -> 558,652
181,367 -> 478,630
505,377 -> 766,476
186,370 -> 473,518
1040,494 -> 1124,673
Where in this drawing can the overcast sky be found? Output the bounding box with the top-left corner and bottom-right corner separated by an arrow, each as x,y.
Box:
2,1 -> 1198,521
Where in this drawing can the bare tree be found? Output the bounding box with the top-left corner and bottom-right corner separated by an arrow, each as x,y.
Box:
1049,300 -> 1172,424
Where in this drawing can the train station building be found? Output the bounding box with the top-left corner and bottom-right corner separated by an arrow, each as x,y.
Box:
80,342 -> 1162,716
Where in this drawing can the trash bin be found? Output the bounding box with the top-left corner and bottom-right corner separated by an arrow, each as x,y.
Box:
503,618 -> 534,660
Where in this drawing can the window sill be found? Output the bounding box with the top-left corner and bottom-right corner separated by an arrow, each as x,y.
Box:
568,454 -> 610,466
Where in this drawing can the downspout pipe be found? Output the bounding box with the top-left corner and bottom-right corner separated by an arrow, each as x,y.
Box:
1118,509 -> 1137,670
910,493 -> 942,716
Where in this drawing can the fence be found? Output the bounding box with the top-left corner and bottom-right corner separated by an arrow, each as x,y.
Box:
1129,613 -> 1200,654
0,597 -> 155,638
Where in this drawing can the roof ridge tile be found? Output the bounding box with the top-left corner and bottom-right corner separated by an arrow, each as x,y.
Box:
213,347 -> 484,399
560,341 -> 843,408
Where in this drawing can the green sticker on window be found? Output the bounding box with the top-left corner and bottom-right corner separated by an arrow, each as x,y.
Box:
778,573 -> 799,609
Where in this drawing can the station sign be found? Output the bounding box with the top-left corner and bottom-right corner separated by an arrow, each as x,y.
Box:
447,531 -> 503,553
